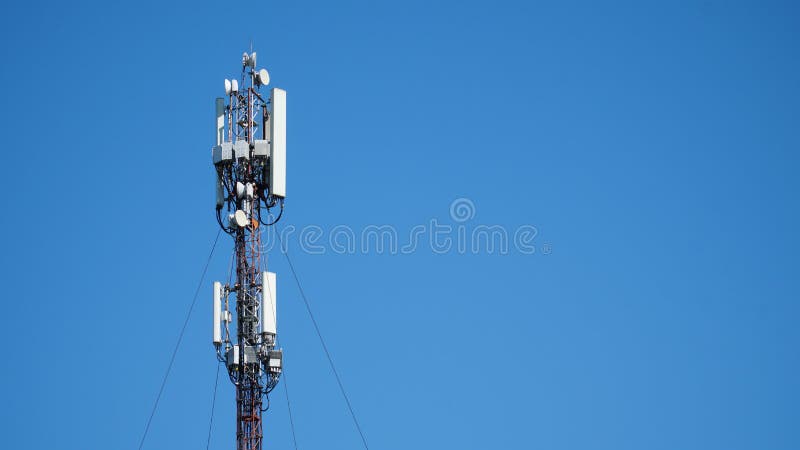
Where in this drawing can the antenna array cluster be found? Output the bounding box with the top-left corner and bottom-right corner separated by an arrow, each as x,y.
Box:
210,50 -> 287,450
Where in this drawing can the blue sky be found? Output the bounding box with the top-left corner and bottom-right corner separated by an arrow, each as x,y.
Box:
1,1 -> 798,449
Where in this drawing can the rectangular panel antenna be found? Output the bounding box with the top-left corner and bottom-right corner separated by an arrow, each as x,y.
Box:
269,88 -> 286,198
215,98 -> 225,145
213,281 -> 222,344
261,271 -> 277,335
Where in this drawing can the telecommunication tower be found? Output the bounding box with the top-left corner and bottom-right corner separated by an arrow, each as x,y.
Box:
211,50 -> 287,450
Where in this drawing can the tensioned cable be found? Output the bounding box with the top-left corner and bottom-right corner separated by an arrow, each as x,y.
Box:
279,353 -> 299,450
206,362 -> 221,450
275,228 -> 370,450
138,229 -> 222,450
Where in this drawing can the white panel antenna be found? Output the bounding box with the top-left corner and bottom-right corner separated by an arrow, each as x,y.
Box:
216,98 -> 225,145
261,271 -> 277,335
213,281 -> 222,345
269,88 -> 286,198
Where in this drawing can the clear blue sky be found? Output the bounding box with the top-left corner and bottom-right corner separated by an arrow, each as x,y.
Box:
1,1 -> 798,449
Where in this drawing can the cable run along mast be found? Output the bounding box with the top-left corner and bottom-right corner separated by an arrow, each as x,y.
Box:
211,50 -> 287,450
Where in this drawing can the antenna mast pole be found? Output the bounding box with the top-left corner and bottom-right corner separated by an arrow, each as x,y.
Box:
211,51 -> 287,450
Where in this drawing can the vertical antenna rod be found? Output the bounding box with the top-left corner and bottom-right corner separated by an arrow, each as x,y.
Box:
211,51 -> 287,450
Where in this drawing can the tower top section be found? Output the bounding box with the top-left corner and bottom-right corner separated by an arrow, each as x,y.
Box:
213,50 -> 286,228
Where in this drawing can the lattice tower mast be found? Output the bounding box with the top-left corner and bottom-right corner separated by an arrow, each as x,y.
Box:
211,50 -> 287,450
